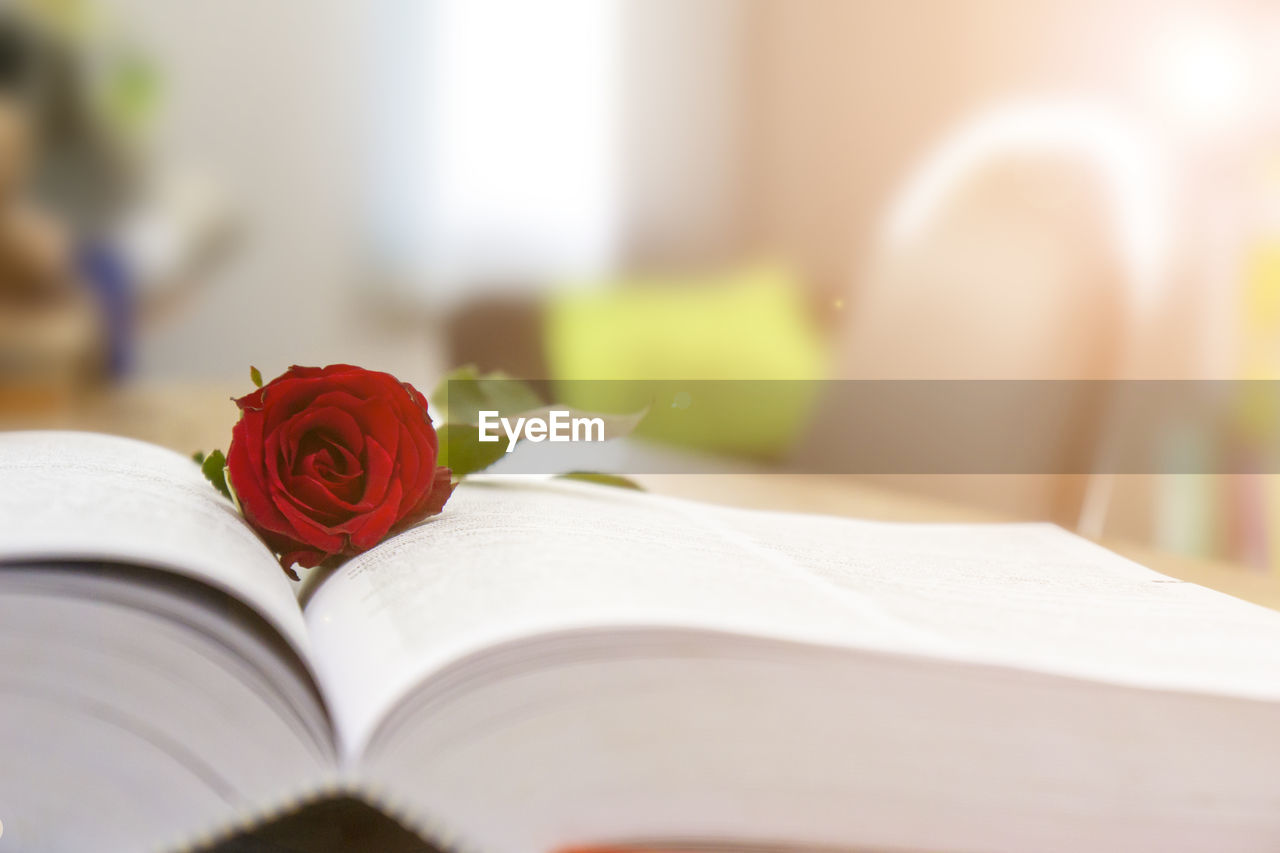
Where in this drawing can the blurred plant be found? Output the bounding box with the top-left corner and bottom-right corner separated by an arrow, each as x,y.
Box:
25,0 -> 161,136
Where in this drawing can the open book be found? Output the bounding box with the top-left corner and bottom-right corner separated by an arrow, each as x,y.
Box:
4,431 -> 1280,852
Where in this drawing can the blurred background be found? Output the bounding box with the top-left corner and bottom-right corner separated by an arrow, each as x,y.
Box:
5,0 -> 1280,569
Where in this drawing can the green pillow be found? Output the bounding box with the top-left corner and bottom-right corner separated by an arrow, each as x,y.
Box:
543,265 -> 828,459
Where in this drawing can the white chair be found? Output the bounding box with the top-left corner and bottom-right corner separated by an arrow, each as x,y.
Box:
804,102 -> 1171,531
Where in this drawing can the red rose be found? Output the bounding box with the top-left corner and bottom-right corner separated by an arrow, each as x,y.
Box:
227,364 -> 454,578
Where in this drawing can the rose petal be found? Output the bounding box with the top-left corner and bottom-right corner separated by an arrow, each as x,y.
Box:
282,406 -> 366,462
393,423 -> 424,516
231,365 -> 446,569
279,547 -> 328,578
357,435 -> 395,508
396,466 -> 456,530
228,411 -> 297,539
279,474 -> 354,526
346,479 -> 404,550
346,396 -> 402,456
269,479 -> 346,552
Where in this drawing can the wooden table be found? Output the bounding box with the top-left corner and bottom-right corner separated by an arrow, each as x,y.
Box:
8,382 -> 1280,612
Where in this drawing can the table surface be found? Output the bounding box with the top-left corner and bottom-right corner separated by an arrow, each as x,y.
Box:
7,383 -> 1280,613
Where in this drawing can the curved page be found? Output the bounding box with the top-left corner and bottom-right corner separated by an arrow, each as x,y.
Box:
0,431 -> 311,659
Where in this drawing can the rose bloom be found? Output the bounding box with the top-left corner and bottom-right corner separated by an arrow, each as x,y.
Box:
227,365 -> 453,577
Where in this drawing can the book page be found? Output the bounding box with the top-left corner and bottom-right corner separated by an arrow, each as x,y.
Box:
0,565 -> 334,852
0,431 -> 311,657
705,506 -> 1280,699
306,478 -> 1280,757
304,478 -> 937,755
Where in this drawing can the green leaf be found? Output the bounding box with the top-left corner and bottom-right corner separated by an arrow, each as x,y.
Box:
223,462 -> 242,514
430,366 -> 649,480
510,404 -> 649,441
193,450 -> 206,465
199,449 -> 233,500
249,365 -> 264,388
437,404 -> 649,480
432,364 -> 544,425
430,365 -> 482,423
436,423 -> 509,479
556,471 -> 645,491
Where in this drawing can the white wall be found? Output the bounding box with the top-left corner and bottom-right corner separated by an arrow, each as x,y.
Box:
619,0 -> 748,267
98,0 -> 749,382
100,0 -> 439,385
